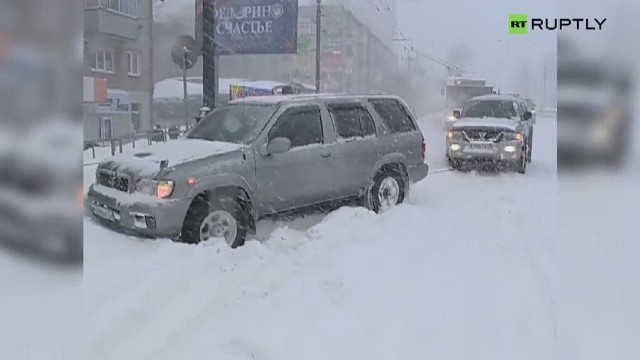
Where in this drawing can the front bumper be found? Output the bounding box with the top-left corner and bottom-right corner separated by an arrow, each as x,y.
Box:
408,162 -> 429,183
446,140 -> 523,161
86,184 -> 191,238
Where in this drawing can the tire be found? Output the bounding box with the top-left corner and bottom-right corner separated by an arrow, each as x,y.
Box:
447,157 -> 461,170
517,144 -> 527,174
366,169 -> 406,213
180,193 -> 248,248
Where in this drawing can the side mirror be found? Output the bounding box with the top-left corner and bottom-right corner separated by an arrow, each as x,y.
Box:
523,110 -> 532,121
530,110 -> 537,124
264,137 -> 291,155
453,109 -> 462,119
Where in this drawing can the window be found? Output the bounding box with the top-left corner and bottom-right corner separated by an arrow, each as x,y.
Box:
102,0 -> 137,17
126,52 -> 140,76
359,107 -> 376,136
131,103 -> 141,132
298,18 -> 312,36
268,106 -> 323,148
100,117 -> 113,139
93,49 -> 114,73
369,99 -> 416,134
328,104 -> 376,139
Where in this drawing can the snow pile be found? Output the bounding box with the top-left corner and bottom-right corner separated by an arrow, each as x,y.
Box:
83,113 -> 639,359
83,113 -> 569,359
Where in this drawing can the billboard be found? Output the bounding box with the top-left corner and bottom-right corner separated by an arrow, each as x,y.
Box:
229,85 -> 274,100
197,0 -> 298,55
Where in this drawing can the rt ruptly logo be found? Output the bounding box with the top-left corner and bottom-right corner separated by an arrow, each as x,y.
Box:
509,14 -> 528,35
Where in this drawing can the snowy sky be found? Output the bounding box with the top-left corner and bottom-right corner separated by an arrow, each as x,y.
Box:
397,0 -> 557,93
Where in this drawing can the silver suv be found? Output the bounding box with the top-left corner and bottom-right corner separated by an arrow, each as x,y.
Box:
87,94 -> 429,247
446,94 -> 534,173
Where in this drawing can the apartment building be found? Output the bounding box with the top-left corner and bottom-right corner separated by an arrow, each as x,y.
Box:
83,0 -> 153,141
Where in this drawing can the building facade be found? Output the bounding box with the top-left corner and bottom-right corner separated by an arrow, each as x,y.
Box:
295,2 -> 399,94
83,0 -> 153,141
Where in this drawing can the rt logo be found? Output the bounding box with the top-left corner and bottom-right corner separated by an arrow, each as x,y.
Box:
509,14 -> 528,34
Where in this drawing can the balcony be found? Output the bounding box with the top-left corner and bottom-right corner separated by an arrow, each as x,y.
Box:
84,8 -> 139,40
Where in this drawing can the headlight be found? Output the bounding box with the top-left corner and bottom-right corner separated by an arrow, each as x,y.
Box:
447,115 -> 456,121
135,178 -> 156,195
156,180 -> 175,199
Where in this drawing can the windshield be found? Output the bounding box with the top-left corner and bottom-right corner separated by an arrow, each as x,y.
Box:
186,103 -> 278,144
462,100 -> 518,119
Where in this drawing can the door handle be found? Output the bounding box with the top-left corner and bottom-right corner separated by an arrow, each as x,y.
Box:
321,153 -> 331,158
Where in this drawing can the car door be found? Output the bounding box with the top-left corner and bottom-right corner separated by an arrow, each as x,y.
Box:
368,98 -> 423,167
516,100 -> 533,136
327,102 -> 380,198
255,105 -> 335,214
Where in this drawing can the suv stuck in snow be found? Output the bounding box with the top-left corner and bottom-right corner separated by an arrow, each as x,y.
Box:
446,94 -> 535,173
87,94 -> 429,247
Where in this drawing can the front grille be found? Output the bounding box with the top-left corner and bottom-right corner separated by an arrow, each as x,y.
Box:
97,170 -> 131,193
461,129 -> 503,141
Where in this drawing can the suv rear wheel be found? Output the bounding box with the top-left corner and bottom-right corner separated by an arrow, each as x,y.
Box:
366,169 -> 406,213
181,193 -> 247,248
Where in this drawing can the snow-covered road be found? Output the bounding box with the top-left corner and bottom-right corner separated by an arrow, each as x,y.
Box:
83,112 -> 573,359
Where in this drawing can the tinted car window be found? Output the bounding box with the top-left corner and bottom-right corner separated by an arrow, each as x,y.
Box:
369,99 -> 416,133
268,106 -> 323,148
357,107 -> 376,136
328,105 -> 363,139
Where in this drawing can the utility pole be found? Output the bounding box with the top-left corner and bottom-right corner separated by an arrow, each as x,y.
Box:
202,0 -> 216,108
182,47 -> 190,128
315,0 -> 321,94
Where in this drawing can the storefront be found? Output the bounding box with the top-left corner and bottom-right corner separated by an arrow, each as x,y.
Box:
84,87 -> 133,141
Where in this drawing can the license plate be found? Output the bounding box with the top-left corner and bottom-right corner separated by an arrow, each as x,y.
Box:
469,143 -> 493,150
92,205 -> 115,222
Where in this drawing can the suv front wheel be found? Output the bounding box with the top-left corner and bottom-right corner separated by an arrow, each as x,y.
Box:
181,193 -> 248,248
516,143 -> 528,174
